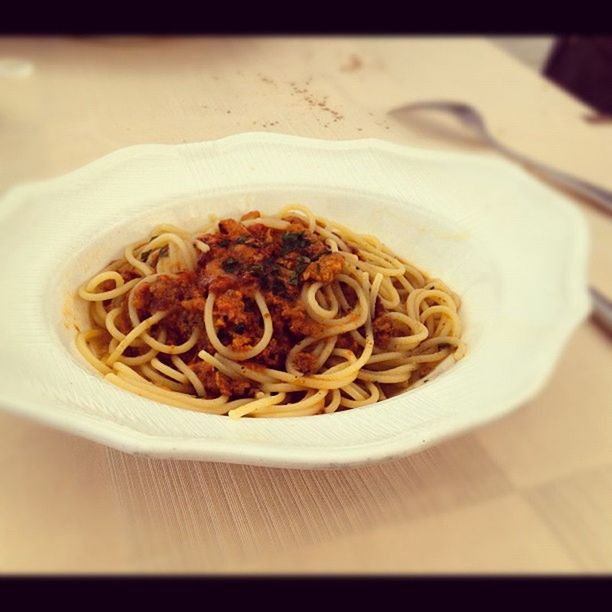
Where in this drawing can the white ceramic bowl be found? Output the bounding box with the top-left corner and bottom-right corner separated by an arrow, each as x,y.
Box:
0,133 -> 590,468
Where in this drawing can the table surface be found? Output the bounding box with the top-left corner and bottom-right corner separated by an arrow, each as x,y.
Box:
0,36 -> 610,574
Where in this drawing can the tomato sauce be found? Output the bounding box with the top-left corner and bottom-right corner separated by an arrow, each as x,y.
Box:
130,211 -> 346,396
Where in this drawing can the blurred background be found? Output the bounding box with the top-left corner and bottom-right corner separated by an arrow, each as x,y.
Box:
492,36 -> 612,117
491,37 -> 553,71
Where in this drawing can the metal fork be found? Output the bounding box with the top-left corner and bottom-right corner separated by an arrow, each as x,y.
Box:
389,100 -> 612,335
390,100 -> 612,215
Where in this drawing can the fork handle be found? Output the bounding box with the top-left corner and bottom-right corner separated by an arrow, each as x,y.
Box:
493,143 -> 612,216
591,287 -> 612,335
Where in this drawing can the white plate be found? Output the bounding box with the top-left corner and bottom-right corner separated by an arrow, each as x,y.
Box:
0,133 -> 590,468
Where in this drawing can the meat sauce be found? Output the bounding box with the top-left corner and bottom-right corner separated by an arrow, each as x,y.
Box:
129,212 -> 346,397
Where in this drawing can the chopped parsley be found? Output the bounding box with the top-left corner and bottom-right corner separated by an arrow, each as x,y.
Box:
222,257 -> 240,273
235,236 -> 248,244
288,256 -> 311,285
280,231 -> 310,256
248,263 -> 264,276
233,323 -> 246,334
263,256 -> 280,268
218,239 -> 230,248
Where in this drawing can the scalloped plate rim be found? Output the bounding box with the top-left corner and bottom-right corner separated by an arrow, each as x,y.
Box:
0,132 -> 591,468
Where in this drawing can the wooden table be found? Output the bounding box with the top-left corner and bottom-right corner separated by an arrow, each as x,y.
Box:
1,36 -> 610,574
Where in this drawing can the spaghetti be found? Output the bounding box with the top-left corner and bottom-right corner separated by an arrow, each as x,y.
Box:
75,204 -> 466,418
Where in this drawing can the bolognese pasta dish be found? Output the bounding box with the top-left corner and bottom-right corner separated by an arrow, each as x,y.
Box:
75,204 -> 466,418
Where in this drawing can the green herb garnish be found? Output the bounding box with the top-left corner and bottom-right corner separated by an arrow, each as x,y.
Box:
233,323 -> 246,334
280,231 -> 310,256
222,257 -> 240,273
288,256 -> 311,285
249,263 -> 264,276
218,239 -> 230,248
